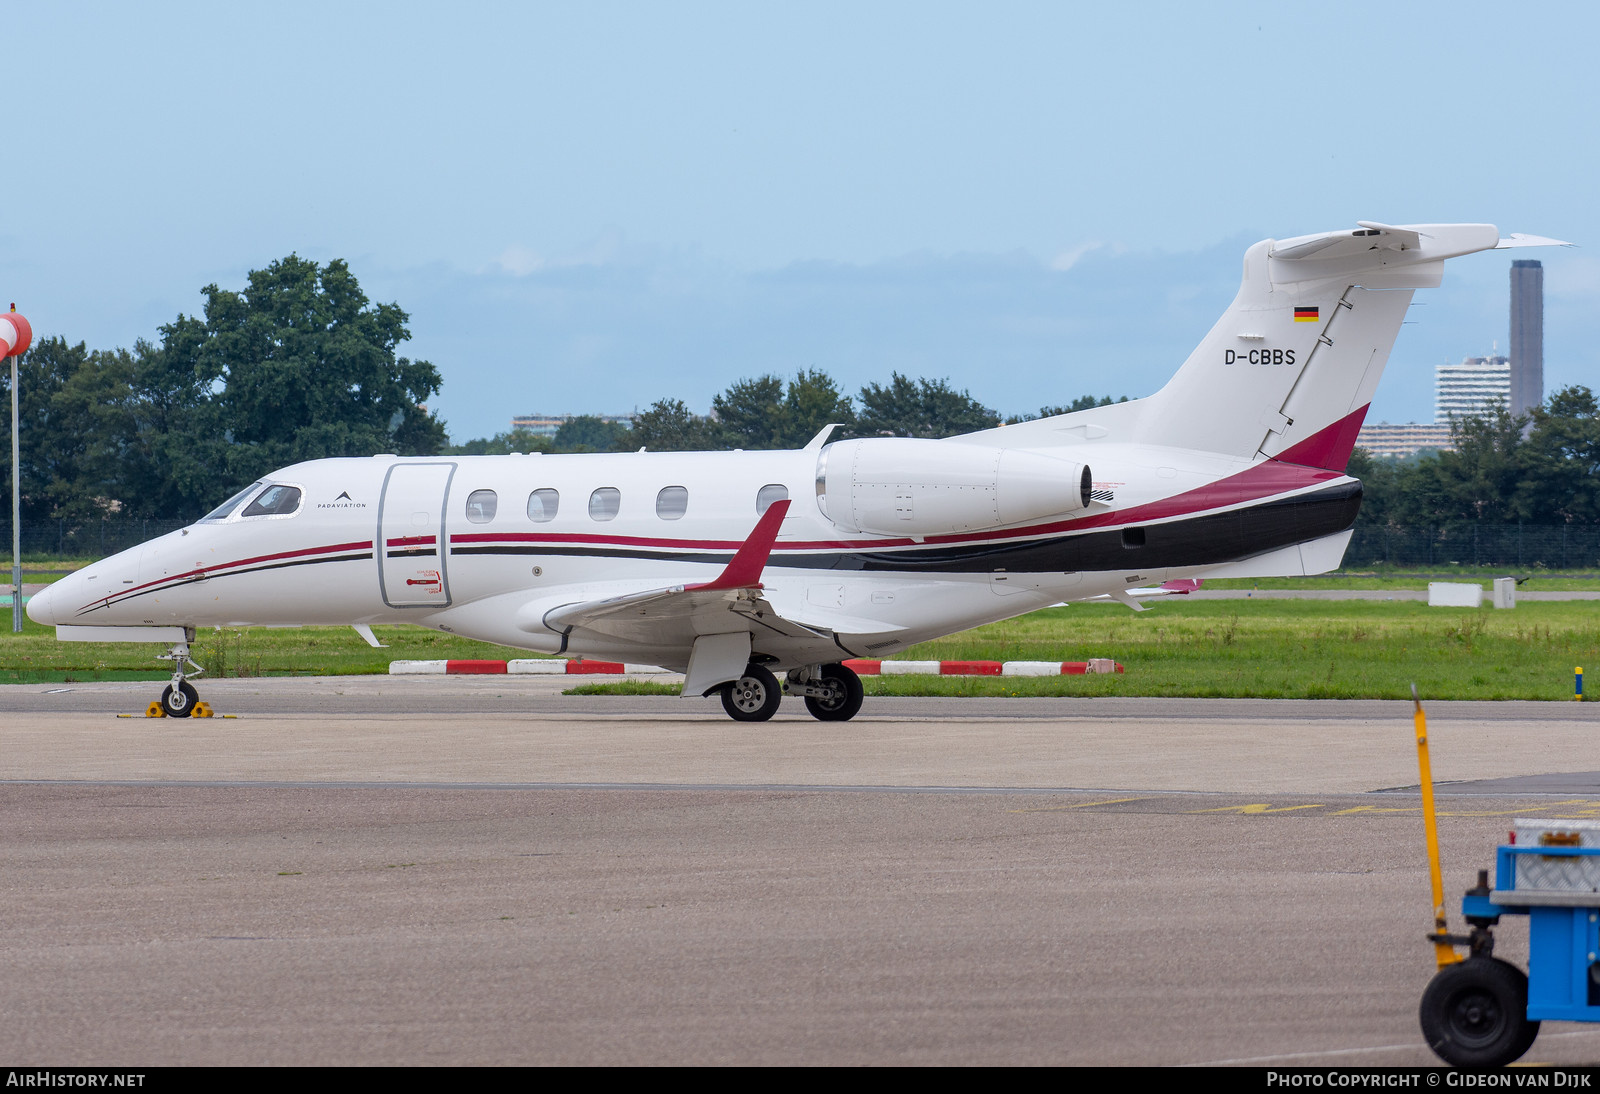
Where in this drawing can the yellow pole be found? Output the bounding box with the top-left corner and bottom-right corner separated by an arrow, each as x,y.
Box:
1414,684 -> 1462,968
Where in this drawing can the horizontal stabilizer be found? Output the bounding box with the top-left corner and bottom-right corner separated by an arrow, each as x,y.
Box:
1091,581 -> 1201,610
1496,233 -> 1574,249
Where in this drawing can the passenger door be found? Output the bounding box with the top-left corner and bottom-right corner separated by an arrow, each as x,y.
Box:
378,462 -> 456,608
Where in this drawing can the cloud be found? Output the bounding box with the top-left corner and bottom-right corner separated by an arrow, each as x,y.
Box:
1049,241 -> 1103,272
494,245 -> 544,276
492,229 -> 635,278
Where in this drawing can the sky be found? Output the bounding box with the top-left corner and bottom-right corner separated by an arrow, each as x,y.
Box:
6,2 -> 1598,441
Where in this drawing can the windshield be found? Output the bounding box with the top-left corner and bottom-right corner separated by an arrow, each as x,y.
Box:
198,482 -> 264,523
242,484 -> 303,518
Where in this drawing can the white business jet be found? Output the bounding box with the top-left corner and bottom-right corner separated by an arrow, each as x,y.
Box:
26,222 -> 1566,720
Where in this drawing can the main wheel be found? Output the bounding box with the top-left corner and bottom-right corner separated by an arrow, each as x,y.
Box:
1420,957 -> 1539,1067
720,664 -> 782,722
160,681 -> 200,719
803,662 -> 864,722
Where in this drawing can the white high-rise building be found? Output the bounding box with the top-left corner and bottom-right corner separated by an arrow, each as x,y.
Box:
1436,355 -> 1510,421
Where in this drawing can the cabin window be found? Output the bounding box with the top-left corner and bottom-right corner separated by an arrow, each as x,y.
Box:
527,488 -> 559,522
240,484 -> 302,518
1121,527 -> 1146,548
655,486 -> 689,520
199,482 -> 264,522
756,484 -> 789,515
465,489 -> 498,524
589,487 -> 621,521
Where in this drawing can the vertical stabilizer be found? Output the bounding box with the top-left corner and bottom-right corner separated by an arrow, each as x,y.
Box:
1131,223 -> 1504,469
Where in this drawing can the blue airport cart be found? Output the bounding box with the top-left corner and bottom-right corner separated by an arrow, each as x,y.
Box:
1420,832 -> 1600,1067
1408,689 -> 1600,1066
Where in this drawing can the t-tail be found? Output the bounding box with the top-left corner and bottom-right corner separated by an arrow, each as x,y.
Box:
1134,222 -> 1569,469
989,223 -> 1568,470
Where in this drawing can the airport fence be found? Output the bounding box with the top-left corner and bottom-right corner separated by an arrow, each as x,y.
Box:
1,518 -> 191,562
1346,522 -> 1600,570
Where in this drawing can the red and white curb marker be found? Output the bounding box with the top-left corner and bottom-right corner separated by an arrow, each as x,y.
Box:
389,658 -> 1123,676
388,659 -> 674,675
843,659 -> 1123,676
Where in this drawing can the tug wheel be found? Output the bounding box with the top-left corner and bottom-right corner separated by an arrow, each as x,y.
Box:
160,681 -> 200,719
720,664 -> 782,722
1420,957 -> 1539,1067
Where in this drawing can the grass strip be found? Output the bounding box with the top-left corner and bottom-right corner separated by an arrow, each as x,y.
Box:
1,600 -> 1594,700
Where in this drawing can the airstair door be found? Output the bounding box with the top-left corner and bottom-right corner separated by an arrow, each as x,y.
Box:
378,462 -> 457,608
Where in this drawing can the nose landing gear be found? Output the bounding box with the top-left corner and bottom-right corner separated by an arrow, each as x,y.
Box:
155,632 -> 205,718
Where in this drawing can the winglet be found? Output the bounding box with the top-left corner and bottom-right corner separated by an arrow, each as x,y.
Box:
689,499 -> 790,591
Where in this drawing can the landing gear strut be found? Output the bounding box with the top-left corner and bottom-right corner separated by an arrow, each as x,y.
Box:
789,662 -> 864,722
156,631 -> 204,718
715,661 -> 866,723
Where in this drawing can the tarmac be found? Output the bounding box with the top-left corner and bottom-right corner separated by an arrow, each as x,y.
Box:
4,676 -> 1600,1065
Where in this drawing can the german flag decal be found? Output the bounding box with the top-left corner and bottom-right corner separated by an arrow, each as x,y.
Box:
1293,306 -> 1319,323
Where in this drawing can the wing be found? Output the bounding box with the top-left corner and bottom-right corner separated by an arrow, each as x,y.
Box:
542,498 -> 819,643
540,500 -> 838,693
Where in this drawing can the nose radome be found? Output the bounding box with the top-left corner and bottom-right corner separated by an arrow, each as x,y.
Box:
24,579 -> 56,625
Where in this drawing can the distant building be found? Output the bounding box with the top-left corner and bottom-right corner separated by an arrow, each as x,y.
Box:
1353,259 -> 1546,460
1355,421 -> 1454,459
1510,259 -> 1544,416
510,412 -> 637,437
1436,355 -> 1510,421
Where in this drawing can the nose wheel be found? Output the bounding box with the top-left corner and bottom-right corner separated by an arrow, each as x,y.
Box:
155,635 -> 205,719
161,681 -> 201,718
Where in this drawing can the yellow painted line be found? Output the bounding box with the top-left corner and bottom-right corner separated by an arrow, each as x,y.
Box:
1434,799 -> 1598,817
1009,797 -> 1150,814
1189,803 -> 1325,814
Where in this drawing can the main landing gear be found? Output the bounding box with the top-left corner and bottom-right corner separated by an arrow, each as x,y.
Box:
155,633 -> 205,718
716,661 -> 864,723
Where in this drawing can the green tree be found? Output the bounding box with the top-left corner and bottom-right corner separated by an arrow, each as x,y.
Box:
123,255 -> 447,515
1411,408 -> 1530,524
1518,386 -> 1600,523
209,256 -> 445,459
1006,395 -> 1129,423
1351,388 -> 1600,530
0,338 -> 146,524
707,370 -> 858,450
776,369 -> 855,448
1,337 -> 88,524
854,373 -> 1000,438
1346,446 -> 1416,529
631,398 -> 726,451
553,415 -> 632,453
448,427 -> 552,455
712,374 -> 786,449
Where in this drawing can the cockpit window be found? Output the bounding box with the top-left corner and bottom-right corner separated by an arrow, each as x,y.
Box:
241,484 -> 303,518
199,482 -> 264,522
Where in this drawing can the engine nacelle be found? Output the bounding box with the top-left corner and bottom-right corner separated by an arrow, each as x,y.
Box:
816,438 -> 1093,537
